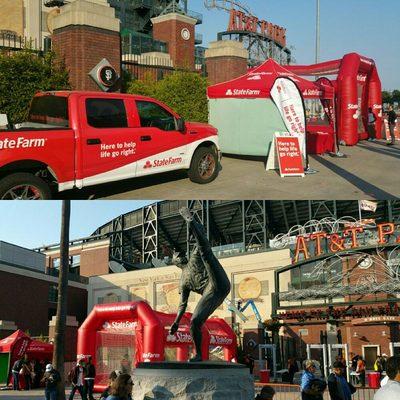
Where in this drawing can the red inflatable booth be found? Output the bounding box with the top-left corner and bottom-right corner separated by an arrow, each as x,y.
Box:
77,302 -> 237,392
286,53 -> 382,146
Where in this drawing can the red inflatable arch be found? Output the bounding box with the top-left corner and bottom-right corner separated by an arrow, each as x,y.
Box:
286,53 -> 382,145
77,302 -> 237,392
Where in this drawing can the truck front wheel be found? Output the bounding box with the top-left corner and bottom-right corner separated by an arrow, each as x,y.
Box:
0,173 -> 52,200
188,147 -> 219,184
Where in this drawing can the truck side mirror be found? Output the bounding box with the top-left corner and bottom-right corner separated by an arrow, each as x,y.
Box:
0,114 -> 8,130
176,117 -> 186,133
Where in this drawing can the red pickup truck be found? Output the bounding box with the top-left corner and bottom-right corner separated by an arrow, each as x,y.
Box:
0,91 -> 220,199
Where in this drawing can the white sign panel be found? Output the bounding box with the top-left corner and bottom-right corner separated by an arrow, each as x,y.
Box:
270,78 -> 307,164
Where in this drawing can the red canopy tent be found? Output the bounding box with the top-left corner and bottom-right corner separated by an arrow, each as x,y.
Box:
0,330 -> 53,386
207,59 -> 336,156
207,59 -> 334,100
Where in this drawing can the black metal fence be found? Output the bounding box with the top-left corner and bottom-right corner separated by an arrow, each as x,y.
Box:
0,32 -> 50,55
122,53 -> 207,81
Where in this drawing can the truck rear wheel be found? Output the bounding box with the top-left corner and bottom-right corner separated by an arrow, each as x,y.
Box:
0,173 -> 52,200
188,147 -> 219,184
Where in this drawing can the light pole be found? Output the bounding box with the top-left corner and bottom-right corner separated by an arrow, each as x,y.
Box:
315,0 -> 320,64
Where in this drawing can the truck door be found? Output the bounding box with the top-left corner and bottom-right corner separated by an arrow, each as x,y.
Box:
78,97 -> 141,187
133,100 -> 189,176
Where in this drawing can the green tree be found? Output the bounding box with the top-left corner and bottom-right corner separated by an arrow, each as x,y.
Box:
127,71 -> 209,122
392,90 -> 400,103
154,72 -> 208,122
382,90 -> 392,104
0,50 -> 69,123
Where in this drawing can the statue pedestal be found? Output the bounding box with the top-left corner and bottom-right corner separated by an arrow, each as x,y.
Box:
132,361 -> 254,400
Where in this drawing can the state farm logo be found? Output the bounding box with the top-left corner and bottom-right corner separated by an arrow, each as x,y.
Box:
143,160 -> 152,169
357,74 -> 367,82
347,104 -> 359,110
102,321 -> 137,330
144,157 -> 183,168
209,335 -> 233,346
142,352 -> 160,361
167,332 -> 192,343
0,137 -> 46,150
225,89 -> 261,96
247,75 -> 262,81
303,89 -> 322,96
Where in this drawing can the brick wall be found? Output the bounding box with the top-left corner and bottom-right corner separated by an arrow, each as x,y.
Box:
152,20 -> 195,70
206,56 -> 248,85
52,25 -> 121,91
0,269 -> 87,337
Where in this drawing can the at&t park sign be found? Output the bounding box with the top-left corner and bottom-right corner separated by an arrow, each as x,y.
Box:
293,222 -> 400,263
228,9 -> 287,48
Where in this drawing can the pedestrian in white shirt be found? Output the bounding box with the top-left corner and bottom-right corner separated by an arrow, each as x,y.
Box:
373,356 -> 400,400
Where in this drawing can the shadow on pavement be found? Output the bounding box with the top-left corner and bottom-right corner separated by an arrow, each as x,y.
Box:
311,155 -> 396,199
357,143 -> 400,160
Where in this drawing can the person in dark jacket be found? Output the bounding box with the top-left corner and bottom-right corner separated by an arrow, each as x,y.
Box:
11,357 -> 24,390
68,360 -> 87,400
41,364 -> 61,400
387,105 -> 397,146
288,358 -> 299,384
328,361 -> 356,400
84,356 -> 96,400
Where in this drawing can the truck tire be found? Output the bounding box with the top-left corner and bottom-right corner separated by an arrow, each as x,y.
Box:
0,173 -> 52,200
188,146 -> 219,184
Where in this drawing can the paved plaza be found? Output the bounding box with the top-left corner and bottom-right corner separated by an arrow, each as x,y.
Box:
59,140 -> 400,200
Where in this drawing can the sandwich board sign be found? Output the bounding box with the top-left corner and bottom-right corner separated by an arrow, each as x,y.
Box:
275,134 -> 304,177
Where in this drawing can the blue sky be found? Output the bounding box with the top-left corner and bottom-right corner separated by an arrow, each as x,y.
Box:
0,201 -> 153,249
192,0 -> 399,90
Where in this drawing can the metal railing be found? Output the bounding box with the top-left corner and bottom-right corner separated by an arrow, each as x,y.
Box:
255,383 -> 378,400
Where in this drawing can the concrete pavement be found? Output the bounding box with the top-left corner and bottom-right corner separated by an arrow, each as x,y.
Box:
58,140 -> 400,200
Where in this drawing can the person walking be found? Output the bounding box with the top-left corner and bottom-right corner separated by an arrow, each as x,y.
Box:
301,360 -> 326,400
356,357 -> 366,387
373,356 -> 400,399
387,105 -> 397,146
68,359 -> 87,400
11,357 -> 24,390
105,373 -> 133,400
328,361 -> 356,400
41,364 -> 61,400
374,356 -> 384,379
85,356 -> 96,400
288,357 -> 299,384
367,107 -> 377,141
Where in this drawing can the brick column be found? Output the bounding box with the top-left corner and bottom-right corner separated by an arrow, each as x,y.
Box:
51,0 -> 120,91
205,40 -> 248,85
151,13 -> 196,70
49,315 -> 79,362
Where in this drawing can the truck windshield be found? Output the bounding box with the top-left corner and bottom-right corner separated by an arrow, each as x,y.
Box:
28,95 -> 69,128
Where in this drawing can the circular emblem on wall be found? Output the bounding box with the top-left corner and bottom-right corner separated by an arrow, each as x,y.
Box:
357,255 -> 373,270
238,277 -> 262,300
181,28 -> 191,41
98,65 -> 118,87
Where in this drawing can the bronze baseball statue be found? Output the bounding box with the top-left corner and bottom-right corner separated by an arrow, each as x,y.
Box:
170,207 -> 231,362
